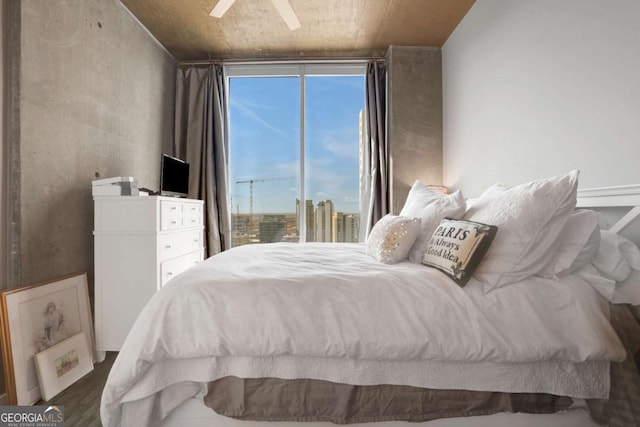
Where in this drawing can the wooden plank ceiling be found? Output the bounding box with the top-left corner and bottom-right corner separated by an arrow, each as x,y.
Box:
120,0 -> 475,61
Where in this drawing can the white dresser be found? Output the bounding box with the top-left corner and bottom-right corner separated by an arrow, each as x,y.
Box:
93,196 -> 204,358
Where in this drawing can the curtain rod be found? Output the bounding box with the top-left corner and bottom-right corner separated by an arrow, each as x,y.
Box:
178,56 -> 385,66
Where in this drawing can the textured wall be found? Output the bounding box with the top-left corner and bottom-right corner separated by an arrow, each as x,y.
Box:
1,0 -> 5,287
0,0 -> 6,397
7,0 -> 176,287
386,46 -> 443,213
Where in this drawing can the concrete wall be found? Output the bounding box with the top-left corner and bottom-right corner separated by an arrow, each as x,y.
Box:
6,0 -> 176,288
1,0 -> 6,399
1,0 -> 6,290
442,0 -> 640,197
386,46 -> 443,213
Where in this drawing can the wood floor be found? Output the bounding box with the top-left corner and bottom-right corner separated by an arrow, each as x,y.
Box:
38,351 -> 117,426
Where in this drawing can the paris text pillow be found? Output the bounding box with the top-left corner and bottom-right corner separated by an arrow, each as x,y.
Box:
423,218 -> 498,287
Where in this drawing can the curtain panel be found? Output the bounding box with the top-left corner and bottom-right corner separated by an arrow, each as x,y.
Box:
174,64 -> 230,256
360,61 -> 389,240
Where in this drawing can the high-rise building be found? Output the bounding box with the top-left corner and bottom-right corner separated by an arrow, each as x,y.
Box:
343,213 -> 360,243
332,212 -> 345,243
358,109 -> 367,242
296,199 -> 315,242
314,200 -> 333,242
332,212 -> 361,243
259,219 -> 286,243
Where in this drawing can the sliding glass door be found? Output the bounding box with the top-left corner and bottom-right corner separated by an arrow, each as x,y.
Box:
227,64 -> 365,247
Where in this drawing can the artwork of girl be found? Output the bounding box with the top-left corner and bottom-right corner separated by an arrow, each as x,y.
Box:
43,302 -> 64,345
32,301 -> 70,353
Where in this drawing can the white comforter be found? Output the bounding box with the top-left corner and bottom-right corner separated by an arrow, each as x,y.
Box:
101,243 -> 625,426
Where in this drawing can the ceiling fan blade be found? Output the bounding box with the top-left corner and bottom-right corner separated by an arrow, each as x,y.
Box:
210,0 -> 237,18
271,0 -> 301,31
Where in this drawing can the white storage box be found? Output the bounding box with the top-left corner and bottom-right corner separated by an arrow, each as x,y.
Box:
92,177 -> 139,196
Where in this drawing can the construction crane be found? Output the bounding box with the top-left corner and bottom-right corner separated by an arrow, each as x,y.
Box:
235,177 -> 293,219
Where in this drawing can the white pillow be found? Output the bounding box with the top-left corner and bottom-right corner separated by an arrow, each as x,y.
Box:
576,265 -> 640,305
574,264 -> 616,301
365,214 -> 421,264
612,269 -> 640,305
577,232 -> 640,305
619,232 -> 640,270
592,230 -> 632,281
537,210 -> 601,278
464,170 -> 580,292
399,181 -> 466,263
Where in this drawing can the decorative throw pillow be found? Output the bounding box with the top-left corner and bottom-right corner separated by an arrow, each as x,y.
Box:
422,218 -> 498,287
537,210 -> 601,279
464,170 -> 579,292
365,215 -> 421,264
399,181 -> 466,264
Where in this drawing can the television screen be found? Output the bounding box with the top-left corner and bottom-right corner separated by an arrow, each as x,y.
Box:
160,154 -> 189,197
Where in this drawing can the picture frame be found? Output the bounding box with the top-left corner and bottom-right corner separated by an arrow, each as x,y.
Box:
34,331 -> 94,401
0,272 -> 95,405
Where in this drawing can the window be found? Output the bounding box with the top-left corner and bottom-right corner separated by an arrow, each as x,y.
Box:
226,64 -> 366,247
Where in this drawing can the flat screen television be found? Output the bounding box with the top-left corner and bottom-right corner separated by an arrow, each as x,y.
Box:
160,154 -> 190,197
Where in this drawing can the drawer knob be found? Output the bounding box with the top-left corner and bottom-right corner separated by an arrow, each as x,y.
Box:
165,245 -> 171,249
171,206 -> 177,210
167,272 -> 173,277
171,221 -> 177,225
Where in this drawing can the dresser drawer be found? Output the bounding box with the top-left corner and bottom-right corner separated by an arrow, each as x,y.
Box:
160,200 -> 185,230
183,203 -> 203,228
160,250 -> 204,287
158,230 -> 203,262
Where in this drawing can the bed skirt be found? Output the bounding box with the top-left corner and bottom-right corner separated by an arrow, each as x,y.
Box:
206,377 -> 573,424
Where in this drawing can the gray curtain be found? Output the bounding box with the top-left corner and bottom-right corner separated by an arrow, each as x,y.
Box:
360,60 -> 389,240
174,64 -> 230,256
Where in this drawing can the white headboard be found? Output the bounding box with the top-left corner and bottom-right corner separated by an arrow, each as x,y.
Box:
577,184 -> 640,238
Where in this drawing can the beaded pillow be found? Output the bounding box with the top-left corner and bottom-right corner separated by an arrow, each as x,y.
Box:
365,215 -> 422,264
423,218 -> 498,287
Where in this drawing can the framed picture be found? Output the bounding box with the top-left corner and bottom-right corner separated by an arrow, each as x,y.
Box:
34,331 -> 93,401
0,272 -> 95,405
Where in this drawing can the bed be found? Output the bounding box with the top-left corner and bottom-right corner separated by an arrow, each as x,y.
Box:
100,171 -> 640,427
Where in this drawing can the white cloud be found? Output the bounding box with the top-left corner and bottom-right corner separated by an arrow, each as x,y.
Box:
322,136 -> 358,159
230,98 -> 292,141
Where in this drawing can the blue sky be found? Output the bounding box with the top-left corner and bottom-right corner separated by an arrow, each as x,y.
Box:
229,75 -> 365,215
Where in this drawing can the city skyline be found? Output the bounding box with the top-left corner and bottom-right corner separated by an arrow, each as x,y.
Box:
231,198 -> 361,247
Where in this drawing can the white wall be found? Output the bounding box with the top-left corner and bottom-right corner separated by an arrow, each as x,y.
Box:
442,0 -> 640,197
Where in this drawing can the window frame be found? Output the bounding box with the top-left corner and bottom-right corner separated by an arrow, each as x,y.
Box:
224,62 -> 366,243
